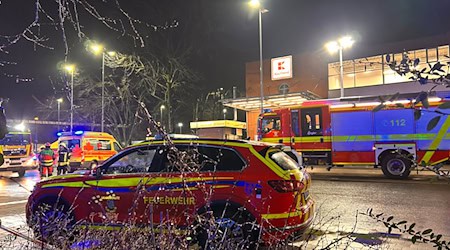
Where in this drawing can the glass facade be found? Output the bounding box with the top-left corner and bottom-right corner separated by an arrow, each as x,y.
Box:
328,45 -> 450,90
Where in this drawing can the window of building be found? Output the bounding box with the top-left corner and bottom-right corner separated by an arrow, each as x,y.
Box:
354,56 -> 382,87
427,48 -> 438,63
327,45 -> 449,90
438,45 -> 449,62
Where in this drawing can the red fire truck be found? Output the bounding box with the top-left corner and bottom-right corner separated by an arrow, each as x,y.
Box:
260,96 -> 450,179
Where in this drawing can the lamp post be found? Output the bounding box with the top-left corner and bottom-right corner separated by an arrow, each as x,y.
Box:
223,108 -> 227,120
33,116 -> 38,153
89,42 -> 116,132
325,36 -> 354,98
249,0 -> 268,116
178,122 -> 183,134
64,64 -> 75,132
160,105 -> 165,129
57,98 -> 63,131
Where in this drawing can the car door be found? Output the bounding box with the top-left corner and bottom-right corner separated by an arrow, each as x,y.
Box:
84,145 -> 164,225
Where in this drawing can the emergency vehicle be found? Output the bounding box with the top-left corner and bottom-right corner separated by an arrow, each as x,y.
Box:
26,138 -> 314,246
54,131 -> 122,172
0,130 -> 37,177
260,96 -> 450,179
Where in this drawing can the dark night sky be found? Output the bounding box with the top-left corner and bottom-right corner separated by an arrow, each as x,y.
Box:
2,0 -> 450,120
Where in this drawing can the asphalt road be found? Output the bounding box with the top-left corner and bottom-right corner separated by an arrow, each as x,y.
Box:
0,169 -> 448,249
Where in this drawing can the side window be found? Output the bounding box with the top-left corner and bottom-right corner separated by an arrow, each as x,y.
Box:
105,148 -> 159,174
160,145 -> 202,172
85,139 -> 112,151
198,146 -> 246,171
113,142 -> 122,152
159,145 -> 246,172
300,108 -> 323,136
291,110 -> 300,136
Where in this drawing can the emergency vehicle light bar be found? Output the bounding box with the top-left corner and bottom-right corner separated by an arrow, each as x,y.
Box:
57,130 -> 85,137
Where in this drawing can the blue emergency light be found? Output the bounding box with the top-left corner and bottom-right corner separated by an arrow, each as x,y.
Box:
74,130 -> 84,135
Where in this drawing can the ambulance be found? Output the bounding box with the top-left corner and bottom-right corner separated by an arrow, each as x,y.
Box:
54,131 -> 122,172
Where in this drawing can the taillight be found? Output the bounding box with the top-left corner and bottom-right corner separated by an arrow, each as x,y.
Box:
268,180 -> 304,193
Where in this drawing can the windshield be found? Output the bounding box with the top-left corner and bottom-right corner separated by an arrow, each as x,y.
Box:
269,151 -> 298,170
0,133 -> 30,145
261,117 -> 281,134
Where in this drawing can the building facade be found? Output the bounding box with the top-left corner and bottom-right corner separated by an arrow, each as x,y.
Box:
224,34 -> 450,139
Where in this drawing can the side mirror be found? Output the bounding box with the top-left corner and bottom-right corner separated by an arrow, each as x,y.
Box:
94,167 -> 102,179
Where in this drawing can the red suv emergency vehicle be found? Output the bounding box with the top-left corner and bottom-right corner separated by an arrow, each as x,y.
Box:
26,138 -> 314,246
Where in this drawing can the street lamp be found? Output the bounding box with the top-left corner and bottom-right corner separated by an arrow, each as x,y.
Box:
223,108 -> 227,120
249,0 -> 268,117
89,42 -> 116,132
57,98 -> 63,131
160,105 -> 165,128
178,122 -> 183,134
325,36 -> 354,98
33,116 -> 39,153
63,64 -> 75,132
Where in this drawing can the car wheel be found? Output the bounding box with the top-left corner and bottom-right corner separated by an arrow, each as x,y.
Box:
31,199 -> 75,244
197,207 -> 260,249
380,153 -> 411,179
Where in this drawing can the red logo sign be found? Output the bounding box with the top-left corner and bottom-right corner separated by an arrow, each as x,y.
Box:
278,61 -> 285,70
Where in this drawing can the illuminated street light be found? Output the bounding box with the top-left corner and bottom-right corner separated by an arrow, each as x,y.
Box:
63,64 -> 75,132
325,36 -> 354,98
178,122 -> 183,134
160,105 -> 165,128
223,108 -> 227,120
57,98 -> 63,131
88,42 -> 116,132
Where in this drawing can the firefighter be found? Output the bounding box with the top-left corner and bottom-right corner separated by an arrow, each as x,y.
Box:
57,142 -> 70,175
39,142 -> 55,177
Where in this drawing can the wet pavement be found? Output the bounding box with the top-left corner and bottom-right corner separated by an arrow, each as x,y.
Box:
0,168 -> 449,249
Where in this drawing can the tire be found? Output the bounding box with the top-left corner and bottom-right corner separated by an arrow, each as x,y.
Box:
31,199 -> 75,244
380,153 -> 411,179
197,206 -> 260,249
17,169 -> 26,177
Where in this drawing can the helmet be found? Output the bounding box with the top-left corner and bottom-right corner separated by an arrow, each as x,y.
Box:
45,142 -> 51,147
59,142 -> 67,148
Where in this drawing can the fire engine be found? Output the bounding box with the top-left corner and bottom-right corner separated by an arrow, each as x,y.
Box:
260,96 -> 450,179
0,129 -> 37,177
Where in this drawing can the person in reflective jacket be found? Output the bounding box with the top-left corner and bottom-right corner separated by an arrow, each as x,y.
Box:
57,143 -> 70,175
39,142 -> 55,177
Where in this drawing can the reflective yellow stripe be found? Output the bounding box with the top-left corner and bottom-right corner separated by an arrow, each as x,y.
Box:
421,116 -> 450,163
42,176 -> 234,189
42,181 -> 86,188
263,133 -> 448,143
261,210 -> 303,220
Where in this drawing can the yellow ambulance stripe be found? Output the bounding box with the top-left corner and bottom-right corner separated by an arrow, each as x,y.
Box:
421,116 -> 450,164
